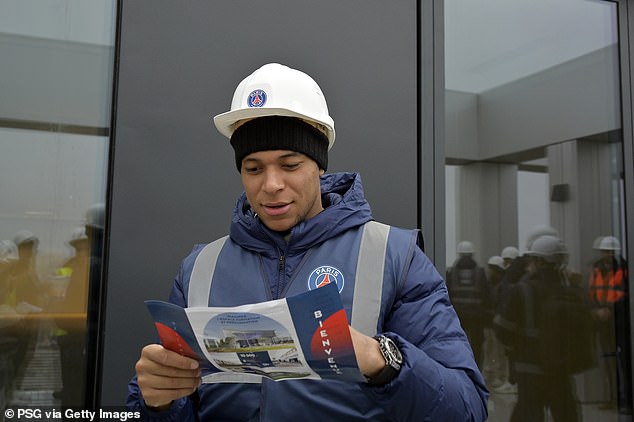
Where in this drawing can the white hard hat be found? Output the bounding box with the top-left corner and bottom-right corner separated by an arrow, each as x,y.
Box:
487,255 -> 505,270
457,240 -> 475,255
525,224 -> 559,251
596,235 -> 621,251
69,226 -> 88,245
501,246 -> 519,260
213,63 -> 335,148
526,234 -> 568,264
0,240 -> 19,262
86,203 -> 105,229
13,230 -> 38,247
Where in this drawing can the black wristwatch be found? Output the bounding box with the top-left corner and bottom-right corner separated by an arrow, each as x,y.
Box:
366,335 -> 403,386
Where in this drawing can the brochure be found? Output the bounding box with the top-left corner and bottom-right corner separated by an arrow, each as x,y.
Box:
145,282 -> 364,383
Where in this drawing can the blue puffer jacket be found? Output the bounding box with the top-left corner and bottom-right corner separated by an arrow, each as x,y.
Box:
127,172 -> 488,421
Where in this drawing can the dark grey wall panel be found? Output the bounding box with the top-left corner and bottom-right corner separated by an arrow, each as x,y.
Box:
103,0 -> 417,404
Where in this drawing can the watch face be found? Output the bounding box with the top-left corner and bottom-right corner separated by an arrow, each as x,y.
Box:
386,338 -> 403,364
387,340 -> 403,363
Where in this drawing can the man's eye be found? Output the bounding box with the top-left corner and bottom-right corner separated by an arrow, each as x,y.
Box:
244,166 -> 262,174
283,162 -> 301,170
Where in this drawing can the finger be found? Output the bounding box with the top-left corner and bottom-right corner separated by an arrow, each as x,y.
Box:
142,344 -> 200,370
136,356 -> 201,380
138,371 -> 201,391
137,370 -> 202,408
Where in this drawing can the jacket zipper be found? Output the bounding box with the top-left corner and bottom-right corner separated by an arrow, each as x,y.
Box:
275,252 -> 285,299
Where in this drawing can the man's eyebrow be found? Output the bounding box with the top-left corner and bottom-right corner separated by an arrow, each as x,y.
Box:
243,152 -> 302,163
279,152 -> 302,159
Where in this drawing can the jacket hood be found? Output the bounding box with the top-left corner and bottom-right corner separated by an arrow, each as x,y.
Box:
230,172 -> 373,256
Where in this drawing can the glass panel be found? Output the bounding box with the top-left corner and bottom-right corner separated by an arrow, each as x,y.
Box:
444,1 -> 630,420
0,0 -> 116,410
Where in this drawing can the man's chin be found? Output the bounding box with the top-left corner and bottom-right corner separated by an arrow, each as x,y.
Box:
261,218 -> 294,233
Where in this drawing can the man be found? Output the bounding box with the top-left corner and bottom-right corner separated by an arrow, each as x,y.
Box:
446,241 -> 489,367
53,204 -> 104,408
589,235 -> 631,413
495,235 -> 593,421
482,255 -> 507,389
127,63 -> 488,421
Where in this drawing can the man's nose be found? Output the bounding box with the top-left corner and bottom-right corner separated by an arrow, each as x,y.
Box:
262,168 -> 285,192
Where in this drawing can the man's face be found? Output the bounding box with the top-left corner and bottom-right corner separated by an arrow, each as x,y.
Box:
241,150 -> 324,232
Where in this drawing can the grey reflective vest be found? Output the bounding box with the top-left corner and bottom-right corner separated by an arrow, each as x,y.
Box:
186,221 -> 414,338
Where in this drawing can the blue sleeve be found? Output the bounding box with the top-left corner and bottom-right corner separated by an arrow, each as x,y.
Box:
126,247 -> 204,420
375,249 -> 489,421
126,377 -> 197,422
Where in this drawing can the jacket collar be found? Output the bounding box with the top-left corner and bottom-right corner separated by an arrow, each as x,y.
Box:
230,172 -> 373,255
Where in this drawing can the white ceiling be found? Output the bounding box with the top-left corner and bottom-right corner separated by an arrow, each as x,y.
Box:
445,0 -> 618,93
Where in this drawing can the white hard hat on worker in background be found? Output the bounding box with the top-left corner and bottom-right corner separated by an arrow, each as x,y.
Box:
13,230 -> 38,247
526,234 -> 568,265
525,224 -> 559,251
0,240 -> 19,263
595,235 -> 621,252
68,226 -> 89,247
457,241 -> 475,255
85,203 -> 105,229
501,246 -> 519,260
487,255 -> 505,270
213,63 -> 336,148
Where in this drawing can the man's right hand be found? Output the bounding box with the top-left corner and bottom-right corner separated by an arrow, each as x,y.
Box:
135,344 -> 202,410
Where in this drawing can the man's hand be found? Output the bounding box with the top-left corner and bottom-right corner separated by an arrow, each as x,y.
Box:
348,326 -> 386,378
593,306 -> 612,322
135,344 -> 202,410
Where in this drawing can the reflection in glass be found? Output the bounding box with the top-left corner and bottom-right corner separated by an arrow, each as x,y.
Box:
0,1 -> 116,410
445,1 -> 629,420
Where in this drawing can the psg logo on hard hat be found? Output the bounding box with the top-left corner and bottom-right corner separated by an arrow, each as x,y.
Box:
247,89 -> 267,108
307,266 -> 345,293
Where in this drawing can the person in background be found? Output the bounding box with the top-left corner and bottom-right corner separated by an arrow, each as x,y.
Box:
589,235 -> 632,414
496,235 -> 592,421
0,240 -> 21,413
446,240 -> 489,368
52,225 -> 92,408
482,255 -> 507,389
12,230 -> 43,309
127,62 -> 488,421
493,226 -> 558,396
7,231 -> 43,377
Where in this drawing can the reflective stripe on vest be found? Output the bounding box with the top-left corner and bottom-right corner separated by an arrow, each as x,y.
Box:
186,221 -> 389,337
187,235 -> 229,307
350,221 -> 389,336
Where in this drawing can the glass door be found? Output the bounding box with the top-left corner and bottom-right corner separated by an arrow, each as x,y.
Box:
444,0 -> 630,420
0,0 -> 117,410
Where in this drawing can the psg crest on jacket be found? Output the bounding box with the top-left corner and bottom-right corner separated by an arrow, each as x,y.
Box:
307,265 -> 345,293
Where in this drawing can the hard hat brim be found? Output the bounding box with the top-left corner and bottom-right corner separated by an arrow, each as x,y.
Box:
213,107 -> 335,149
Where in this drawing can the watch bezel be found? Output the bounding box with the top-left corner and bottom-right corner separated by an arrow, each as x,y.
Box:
376,335 -> 403,371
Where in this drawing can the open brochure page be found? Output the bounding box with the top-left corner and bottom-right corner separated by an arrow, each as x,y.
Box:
145,282 -> 364,383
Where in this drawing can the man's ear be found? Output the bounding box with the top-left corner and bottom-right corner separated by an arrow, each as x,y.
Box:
319,169 -> 325,176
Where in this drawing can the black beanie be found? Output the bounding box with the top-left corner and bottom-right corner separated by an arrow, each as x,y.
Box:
230,116 -> 329,171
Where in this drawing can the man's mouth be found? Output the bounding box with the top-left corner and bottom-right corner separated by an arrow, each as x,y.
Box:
262,203 -> 291,216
